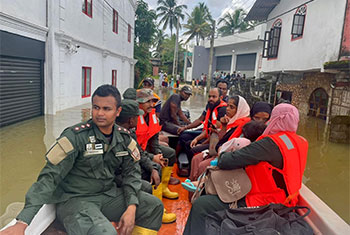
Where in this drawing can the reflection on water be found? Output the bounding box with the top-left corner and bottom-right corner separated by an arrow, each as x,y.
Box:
0,89 -> 349,228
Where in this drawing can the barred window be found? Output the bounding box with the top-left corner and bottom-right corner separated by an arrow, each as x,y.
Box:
291,5 -> 306,39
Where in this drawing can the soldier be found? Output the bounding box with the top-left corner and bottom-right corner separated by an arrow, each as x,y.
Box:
1,85 -> 163,235
116,96 -> 176,224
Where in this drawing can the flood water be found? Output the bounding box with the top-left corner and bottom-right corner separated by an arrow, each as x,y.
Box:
0,87 -> 349,228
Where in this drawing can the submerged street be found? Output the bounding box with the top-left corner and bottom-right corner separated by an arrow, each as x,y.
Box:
0,88 -> 349,228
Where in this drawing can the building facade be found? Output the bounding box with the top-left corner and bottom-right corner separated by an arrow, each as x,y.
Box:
0,0 -> 137,127
246,0 -> 350,122
190,24 -> 266,81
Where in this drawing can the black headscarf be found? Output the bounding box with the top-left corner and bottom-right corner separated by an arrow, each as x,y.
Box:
250,101 -> 273,118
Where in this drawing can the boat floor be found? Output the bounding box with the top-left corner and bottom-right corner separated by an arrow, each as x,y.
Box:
42,163 -> 192,235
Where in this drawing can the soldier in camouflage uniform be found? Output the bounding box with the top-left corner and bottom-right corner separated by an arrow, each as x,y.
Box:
2,85 -> 163,235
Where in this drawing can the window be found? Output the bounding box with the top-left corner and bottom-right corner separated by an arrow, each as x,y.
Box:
128,24 -> 131,42
113,9 -> 118,34
82,67 -> 92,98
82,0 -> 92,18
112,70 -> 117,86
262,19 -> 282,59
291,5 -> 307,40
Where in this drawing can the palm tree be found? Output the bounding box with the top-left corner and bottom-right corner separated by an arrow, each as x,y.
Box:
183,3 -> 212,45
218,9 -> 250,36
157,0 -> 187,36
152,29 -> 168,58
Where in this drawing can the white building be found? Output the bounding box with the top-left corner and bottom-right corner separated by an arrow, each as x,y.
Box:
190,24 -> 265,82
0,0 -> 137,127
246,0 -> 350,120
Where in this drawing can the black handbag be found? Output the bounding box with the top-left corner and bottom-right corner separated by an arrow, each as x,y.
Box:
205,203 -> 313,235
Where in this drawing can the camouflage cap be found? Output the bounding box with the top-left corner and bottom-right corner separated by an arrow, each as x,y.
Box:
123,88 -> 137,100
136,88 -> 158,103
118,99 -> 144,118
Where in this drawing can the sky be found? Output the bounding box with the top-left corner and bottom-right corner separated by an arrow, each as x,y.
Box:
145,0 -> 256,43
145,0 -> 255,21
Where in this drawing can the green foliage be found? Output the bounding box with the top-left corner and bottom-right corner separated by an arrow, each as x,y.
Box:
218,9 -> 255,36
135,0 -> 157,45
159,35 -> 185,76
134,0 -> 157,88
183,2 -> 212,45
157,0 -> 187,36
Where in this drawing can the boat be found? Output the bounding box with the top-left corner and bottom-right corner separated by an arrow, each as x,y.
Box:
1,171 -> 349,235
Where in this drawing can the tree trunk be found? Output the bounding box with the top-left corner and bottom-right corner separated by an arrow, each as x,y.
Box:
172,19 -> 180,78
207,20 -> 216,91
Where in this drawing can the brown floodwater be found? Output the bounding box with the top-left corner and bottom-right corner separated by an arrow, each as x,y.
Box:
0,88 -> 349,229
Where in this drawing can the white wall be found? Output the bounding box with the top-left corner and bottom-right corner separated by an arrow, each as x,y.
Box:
0,0 -> 47,41
262,0 -> 347,73
45,0 -> 136,114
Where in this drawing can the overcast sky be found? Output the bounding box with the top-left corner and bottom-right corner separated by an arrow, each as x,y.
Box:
145,0 -> 256,43
145,0 -> 255,21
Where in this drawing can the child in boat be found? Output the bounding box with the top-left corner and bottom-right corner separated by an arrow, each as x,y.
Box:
182,120 -> 267,192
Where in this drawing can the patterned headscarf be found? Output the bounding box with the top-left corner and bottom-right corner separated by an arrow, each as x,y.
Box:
262,103 -> 299,135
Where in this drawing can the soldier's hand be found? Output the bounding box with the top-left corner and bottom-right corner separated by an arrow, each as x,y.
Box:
150,169 -> 161,188
0,221 -> 27,235
118,205 -> 136,235
153,154 -> 166,167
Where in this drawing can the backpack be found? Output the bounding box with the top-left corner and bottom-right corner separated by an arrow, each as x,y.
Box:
205,203 -> 313,235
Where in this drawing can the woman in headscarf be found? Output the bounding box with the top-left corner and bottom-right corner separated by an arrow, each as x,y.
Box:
188,95 -> 251,181
250,101 -> 273,123
183,103 -> 309,235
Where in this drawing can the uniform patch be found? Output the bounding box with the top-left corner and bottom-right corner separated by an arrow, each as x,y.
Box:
127,139 -> 140,161
115,151 -> 129,157
47,137 -> 74,165
83,149 -> 104,156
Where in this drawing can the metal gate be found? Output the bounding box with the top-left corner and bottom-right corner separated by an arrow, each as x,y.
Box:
0,56 -> 43,127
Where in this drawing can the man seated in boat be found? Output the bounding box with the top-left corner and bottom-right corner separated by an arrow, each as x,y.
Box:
182,88 -> 227,161
136,89 -> 180,194
140,77 -> 170,147
215,79 -> 229,103
183,103 -> 309,235
116,89 -> 177,224
159,86 -> 192,135
1,85 -> 163,235
140,77 -> 162,117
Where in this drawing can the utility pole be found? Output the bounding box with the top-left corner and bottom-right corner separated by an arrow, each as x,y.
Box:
207,20 -> 216,91
172,19 -> 180,78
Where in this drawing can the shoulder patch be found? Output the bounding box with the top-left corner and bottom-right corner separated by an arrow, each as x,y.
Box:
47,137 -> 74,165
128,138 -> 140,162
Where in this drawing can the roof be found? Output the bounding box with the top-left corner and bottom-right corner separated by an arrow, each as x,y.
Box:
245,0 -> 280,21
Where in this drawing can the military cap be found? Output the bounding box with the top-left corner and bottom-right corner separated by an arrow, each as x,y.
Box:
123,88 -> 137,100
136,88 -> 158,103
181,85 -> 193,95
119,99 -> 144,118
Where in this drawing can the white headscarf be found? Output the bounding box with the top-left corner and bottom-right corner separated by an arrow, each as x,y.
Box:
227,96 -> 250,126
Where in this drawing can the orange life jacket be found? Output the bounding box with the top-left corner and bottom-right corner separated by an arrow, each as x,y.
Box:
136,109 -> 162,150
203,100 -> 227,135
227,117 -> 251,140
245,131 -> 308,207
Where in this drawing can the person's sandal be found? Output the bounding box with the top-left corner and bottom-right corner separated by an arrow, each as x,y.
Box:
181,179 -> 197,192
